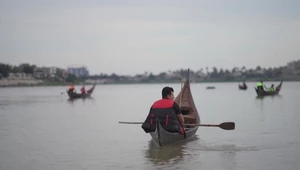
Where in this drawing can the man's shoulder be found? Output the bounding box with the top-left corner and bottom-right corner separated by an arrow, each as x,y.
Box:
152,99 -> 175,108
173,102 -> 179,107
173,102 -> 181,110
173,102 -> 181,114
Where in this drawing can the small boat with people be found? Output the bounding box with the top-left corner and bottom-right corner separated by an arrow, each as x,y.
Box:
119,69 -> 235,147
66,84 -> 96,99
148,71 -> 200,146
255,81 -> 282,97
238,81 -> 247,90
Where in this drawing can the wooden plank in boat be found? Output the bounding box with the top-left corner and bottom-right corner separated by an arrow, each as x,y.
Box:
183,115 -> 196,123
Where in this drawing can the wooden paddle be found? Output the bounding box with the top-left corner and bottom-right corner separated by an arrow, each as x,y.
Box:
118,121 -> 235,130
184,122 -> 235,130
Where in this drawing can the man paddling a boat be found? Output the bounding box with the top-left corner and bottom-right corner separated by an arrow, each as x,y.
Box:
68,84 -> 75,93
142,86 -> 185,134
257,81 -> 264,91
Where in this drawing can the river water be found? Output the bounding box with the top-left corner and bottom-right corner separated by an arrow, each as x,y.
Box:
0,82 -> 299,170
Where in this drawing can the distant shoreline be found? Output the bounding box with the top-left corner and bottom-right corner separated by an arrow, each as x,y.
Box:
0,79 -> 298,88
0,79 -> 68,87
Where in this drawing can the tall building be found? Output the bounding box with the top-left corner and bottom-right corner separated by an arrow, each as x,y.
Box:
67,67 -> 89,77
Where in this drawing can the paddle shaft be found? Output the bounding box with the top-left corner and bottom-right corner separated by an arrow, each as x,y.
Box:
119,121 -> 235,130
185,123 -> 219,127
119,122 -> 221,126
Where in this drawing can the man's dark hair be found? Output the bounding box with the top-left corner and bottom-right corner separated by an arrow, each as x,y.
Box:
162,86 -> 174,98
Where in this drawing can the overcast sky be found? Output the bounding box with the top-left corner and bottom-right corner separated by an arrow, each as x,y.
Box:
1,0 -> 299,75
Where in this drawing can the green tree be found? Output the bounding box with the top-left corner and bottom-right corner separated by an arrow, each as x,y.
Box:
66,74 -> 79,84
0,63 -> 11,77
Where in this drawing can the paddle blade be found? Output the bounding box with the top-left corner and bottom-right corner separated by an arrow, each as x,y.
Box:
219,122 -> 235,130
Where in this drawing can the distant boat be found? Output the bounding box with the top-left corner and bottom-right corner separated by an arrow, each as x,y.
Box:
254,81 -> 283,97
206,86 -> 215,89
238,83 -> 247,90
66,84 -> 96,99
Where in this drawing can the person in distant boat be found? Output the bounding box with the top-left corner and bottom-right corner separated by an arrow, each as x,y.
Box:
242,81 -> 247,88
142,86 -> 185,134
68,84 -> 75,93
257,81 -> 264,91
81,85 -> 86,94
269,84 -> 275,92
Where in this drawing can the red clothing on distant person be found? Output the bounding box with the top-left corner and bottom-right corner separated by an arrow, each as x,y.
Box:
69,85 -> 74,92
81,86 -> 86,94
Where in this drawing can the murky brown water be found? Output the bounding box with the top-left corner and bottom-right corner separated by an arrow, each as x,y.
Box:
0,82 -> 300,170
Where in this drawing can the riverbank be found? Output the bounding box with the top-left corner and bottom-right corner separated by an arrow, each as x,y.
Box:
0,78 -> 68,87
0,78 -> 43,87
1,78 -> 299,87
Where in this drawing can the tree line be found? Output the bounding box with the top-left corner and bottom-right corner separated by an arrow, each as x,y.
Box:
0,63 -> 35,78
1,60 -> 299,83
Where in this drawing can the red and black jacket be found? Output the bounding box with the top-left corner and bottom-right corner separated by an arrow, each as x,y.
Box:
141,99 -> 182,133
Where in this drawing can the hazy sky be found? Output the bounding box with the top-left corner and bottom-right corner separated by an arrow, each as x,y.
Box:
1,0 -> 300,75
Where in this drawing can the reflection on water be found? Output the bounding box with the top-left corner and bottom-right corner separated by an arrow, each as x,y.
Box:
256,96 -> 264,100
67,97 -> 95,104
255,94 -> 282,100
255,94 -> 283,112
145,140 -> 184,165
144,135 -> 247,170
144,136 -> 199,166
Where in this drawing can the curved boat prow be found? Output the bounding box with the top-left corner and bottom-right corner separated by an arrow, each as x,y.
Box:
87,83 -> 96,94
275,81 -> 283,91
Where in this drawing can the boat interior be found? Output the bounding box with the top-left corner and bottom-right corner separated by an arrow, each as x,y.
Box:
180,106 -> 197,130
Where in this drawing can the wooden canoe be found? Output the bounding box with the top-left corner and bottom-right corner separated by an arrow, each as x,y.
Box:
149,69 -> 200,146
254,81 -> 282,96
66,84 -> 96,99
238,84 -> 247,90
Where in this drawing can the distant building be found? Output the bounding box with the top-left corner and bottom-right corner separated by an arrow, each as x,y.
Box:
286,60 -> 300,75
67,67 -> 89,77
49,67 -> 57,77
33,67 -> 57,78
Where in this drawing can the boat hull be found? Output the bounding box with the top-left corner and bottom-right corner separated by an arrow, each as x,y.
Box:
238,84 -> 247,90
255,81 -> 282,97
67,84 -> 96,99
150,119 -> 198,146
